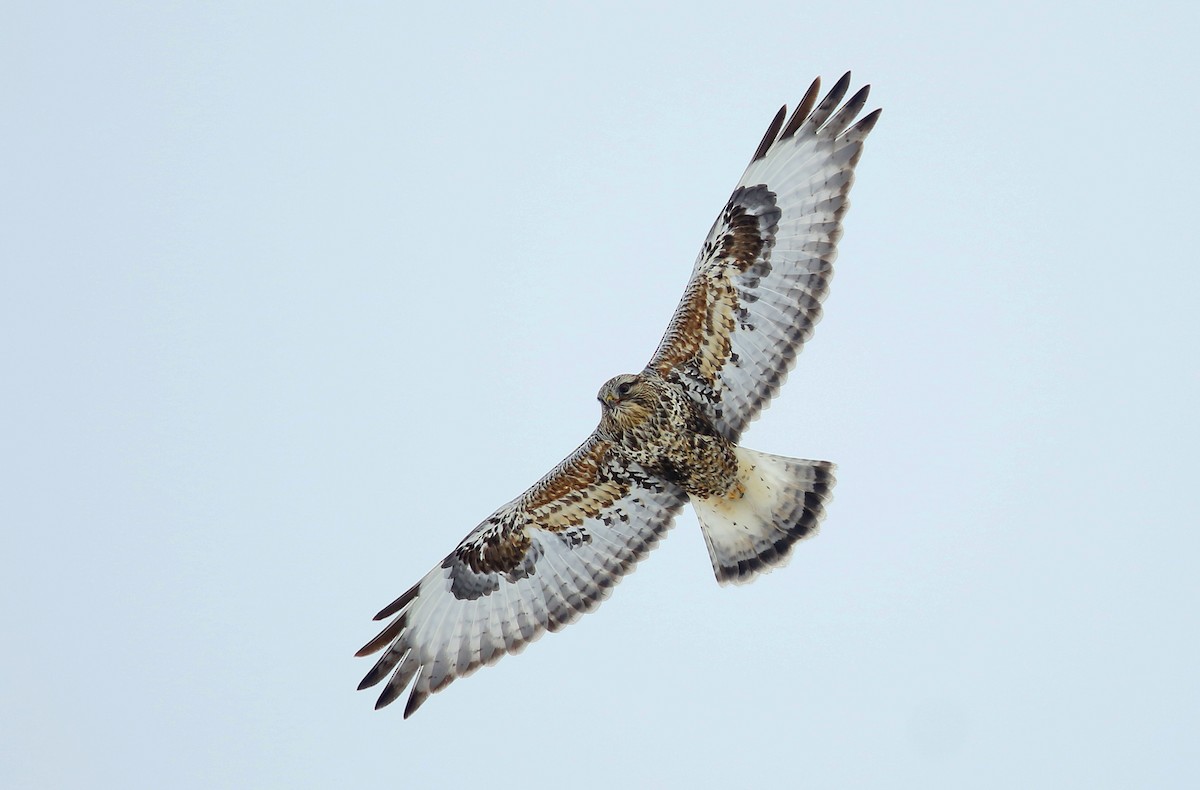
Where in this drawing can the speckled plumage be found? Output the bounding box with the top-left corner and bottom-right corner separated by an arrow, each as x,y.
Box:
596,371 -> 739,499
357,74 -> 881,718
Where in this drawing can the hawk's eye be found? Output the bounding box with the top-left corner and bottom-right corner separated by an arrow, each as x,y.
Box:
616,381 -> 632,397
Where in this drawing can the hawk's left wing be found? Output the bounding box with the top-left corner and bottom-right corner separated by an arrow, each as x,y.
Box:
356,435 -> 687,717
648,73 -> 880,442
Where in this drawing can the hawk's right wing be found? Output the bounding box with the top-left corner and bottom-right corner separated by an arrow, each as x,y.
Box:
356,435 -> 687,717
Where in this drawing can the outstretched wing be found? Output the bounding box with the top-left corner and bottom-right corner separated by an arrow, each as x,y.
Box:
356,436 -> 687,717
648,73 -> 881,442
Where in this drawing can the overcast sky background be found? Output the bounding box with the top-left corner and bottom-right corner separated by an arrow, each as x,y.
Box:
4,2 -> 1198,788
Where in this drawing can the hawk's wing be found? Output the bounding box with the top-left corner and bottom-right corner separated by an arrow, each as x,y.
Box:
647,73 -> 881,442
356,436 -> 687,717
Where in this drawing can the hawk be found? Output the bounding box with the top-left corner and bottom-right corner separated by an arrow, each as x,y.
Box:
357,73 -> 881,717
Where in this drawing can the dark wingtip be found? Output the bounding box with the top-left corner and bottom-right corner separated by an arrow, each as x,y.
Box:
403,687 -> 429,719
375,681 -> 403,710
781,76 -> 822,139
750,105 -> 788,164
823,72 -> 852,112
357,652 -> 395,690
846,83 -> 871,111
826,83 -> 873,136
373,583 -> 419,621
356,612 -> 407,657
856,107 -> 883,135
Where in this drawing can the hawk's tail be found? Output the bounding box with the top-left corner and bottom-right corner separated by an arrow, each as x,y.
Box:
691,447 -> 835,585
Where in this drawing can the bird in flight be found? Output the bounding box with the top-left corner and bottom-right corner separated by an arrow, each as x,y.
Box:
357,73 -> 880,718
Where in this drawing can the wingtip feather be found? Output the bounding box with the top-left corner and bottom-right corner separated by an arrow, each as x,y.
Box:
375,684 -> 401,710
403,687 -> 430,718
373,583 -> 419,621
807,72 -> 853,131
854,107 -> 883,136
356,612 -> 407,657
750,105 -> 788,164
781,76 -> 823,139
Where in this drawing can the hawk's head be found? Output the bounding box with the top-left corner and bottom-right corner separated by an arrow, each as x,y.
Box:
597,373 -> 657,432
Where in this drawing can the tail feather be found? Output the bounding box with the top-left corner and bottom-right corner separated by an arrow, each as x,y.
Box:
692,447 -> 835,585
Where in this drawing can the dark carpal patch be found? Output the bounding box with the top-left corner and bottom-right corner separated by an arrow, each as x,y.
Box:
453,515 -> 532,576
717,186 -> 780,274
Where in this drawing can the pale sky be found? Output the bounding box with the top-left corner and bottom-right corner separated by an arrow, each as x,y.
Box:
3,1 -> 1198,788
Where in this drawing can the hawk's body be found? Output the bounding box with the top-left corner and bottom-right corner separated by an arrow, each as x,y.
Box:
357,74 -> 880,717
597,372 -> 738,499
